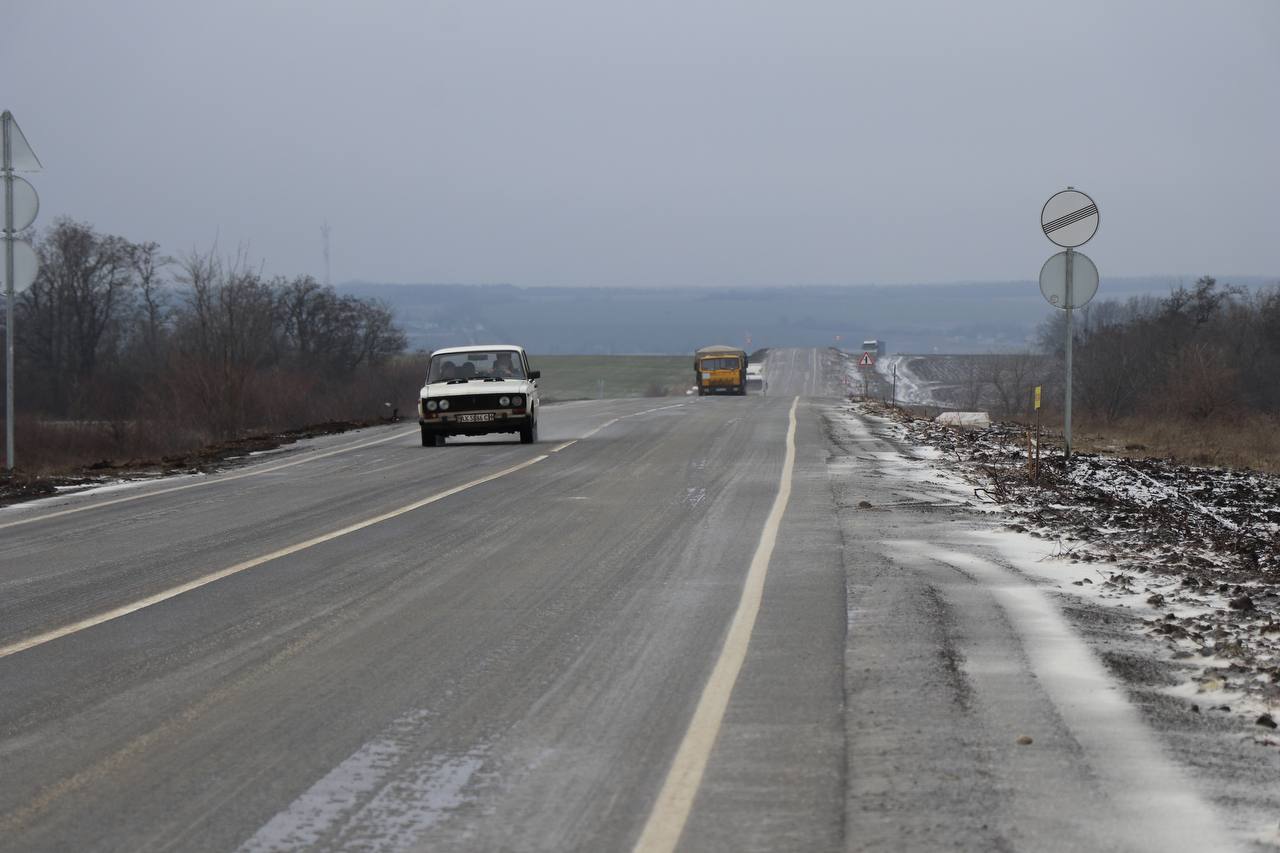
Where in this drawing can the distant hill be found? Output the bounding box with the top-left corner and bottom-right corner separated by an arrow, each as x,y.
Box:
341,276 -> 1277,355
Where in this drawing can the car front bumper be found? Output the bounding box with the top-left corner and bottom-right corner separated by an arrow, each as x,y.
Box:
419,410 -> 532,436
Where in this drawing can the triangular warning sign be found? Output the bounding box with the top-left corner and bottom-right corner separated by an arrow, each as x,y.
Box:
2,112 -> 43,172
858,352 -> 874,367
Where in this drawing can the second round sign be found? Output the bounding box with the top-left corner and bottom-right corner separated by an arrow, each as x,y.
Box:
1039,250 -> 1099,310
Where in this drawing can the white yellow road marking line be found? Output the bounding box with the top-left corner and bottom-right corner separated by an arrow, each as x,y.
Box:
632,396 -> 799,853
550,440 -> 578,453
0,427 -> 419,532
580,419 -> 620,440
0,455 -> 548,660
569,403 -> 685,445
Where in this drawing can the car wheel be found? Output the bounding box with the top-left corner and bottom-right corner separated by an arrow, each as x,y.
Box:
421,425 -> 445,447
519,418 -> 537,444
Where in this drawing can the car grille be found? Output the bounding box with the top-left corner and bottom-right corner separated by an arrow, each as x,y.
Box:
433,393 -> 515,413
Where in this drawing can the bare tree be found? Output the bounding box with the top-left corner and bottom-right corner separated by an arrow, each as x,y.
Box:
986,352 -> 1044,419
130,241 -> 171,368
956,356 -> 987,410
172,247 -> 280,437
18,219 -> 136,414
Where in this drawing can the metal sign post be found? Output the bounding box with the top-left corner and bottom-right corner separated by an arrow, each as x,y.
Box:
3,117 -> 11,473
1065,247 -> 1073,455
1040,187 -> 1099,459
2,111 -> 43,472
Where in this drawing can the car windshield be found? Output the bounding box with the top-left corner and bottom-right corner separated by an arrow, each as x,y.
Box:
700,357 -> 739,371
427,350 -> 525,383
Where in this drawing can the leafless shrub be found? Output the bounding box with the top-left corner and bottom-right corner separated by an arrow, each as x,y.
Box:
643,381 -> 668,397
5,223 -> 412,473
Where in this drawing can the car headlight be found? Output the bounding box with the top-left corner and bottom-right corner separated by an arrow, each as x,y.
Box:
499,396 -> 510,407
425,399 -> 438,411
511,395 -> 523,407
438,399 -> 450,411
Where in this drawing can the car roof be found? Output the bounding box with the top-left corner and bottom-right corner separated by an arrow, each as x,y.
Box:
430,345 -> 526,357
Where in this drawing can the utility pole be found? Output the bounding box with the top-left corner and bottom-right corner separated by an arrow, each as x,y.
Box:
321,220 -> 331,287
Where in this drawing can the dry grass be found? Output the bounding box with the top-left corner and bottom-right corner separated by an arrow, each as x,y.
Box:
1069,413 -> 1280,474
1,358 -> 430,478
1,416 -> 210,476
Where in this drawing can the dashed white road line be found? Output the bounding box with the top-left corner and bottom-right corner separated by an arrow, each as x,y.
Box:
0,455 -> 548,660
632,396 -> 799,853
0,427 -> 419,532
572,403 -> 686,444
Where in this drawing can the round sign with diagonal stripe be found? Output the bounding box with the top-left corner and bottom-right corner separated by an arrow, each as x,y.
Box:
1041,188 -> 1099,248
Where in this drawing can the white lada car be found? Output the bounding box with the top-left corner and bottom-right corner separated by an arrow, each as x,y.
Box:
418,345 -> 541,446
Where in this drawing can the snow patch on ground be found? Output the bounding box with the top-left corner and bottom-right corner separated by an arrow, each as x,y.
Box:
885,538 -> 1241,852
238,708 -> 485,852
0,472 -> 209,519
873,354 -> 946,406
855,401 -> 1280,729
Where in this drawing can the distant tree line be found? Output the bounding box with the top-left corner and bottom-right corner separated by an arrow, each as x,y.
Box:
1,218 -> 412,464
1036,276 -> 1280,422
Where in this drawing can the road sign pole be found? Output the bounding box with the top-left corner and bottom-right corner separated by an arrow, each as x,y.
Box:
1,111 -> 41,472
1040,186 -> 1099,462
1064,247 -> 1074,458
4,115 -> 15,471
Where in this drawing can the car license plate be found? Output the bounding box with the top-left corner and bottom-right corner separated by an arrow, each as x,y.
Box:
455,413 -> 494,423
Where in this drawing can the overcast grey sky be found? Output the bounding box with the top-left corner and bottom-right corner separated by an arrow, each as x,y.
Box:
5,1 -> 1278,287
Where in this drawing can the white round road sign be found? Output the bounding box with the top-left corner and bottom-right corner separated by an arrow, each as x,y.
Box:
5,176 -> 40,232
1,237 -> 39,292
1039,250 -> 1099,310
1041,189 -> 1099,248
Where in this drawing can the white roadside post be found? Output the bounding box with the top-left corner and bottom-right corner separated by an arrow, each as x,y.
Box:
2,111 -> 43,472
1039,187 -> 1100,458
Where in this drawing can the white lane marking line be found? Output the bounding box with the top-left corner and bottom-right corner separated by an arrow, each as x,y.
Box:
632,396 -> 799,853
568,403 -> 686,445
581,419 -> 620,441
626,403 -> 686,417
0,455 -> 548,660
0,427 -> 419,531
551,440 -> 578,453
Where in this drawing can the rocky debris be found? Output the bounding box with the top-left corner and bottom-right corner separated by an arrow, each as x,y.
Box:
857,400 -> 1280,722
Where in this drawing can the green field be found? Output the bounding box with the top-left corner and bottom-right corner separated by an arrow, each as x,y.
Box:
529,355 -> 694,402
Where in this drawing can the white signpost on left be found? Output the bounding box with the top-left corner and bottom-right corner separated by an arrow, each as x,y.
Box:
3,111 -> 43,471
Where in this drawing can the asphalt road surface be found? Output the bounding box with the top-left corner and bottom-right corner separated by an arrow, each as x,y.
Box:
0,349 -> 1256,852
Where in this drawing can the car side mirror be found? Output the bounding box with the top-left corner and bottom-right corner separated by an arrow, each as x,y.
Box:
529,370 -> 541,380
